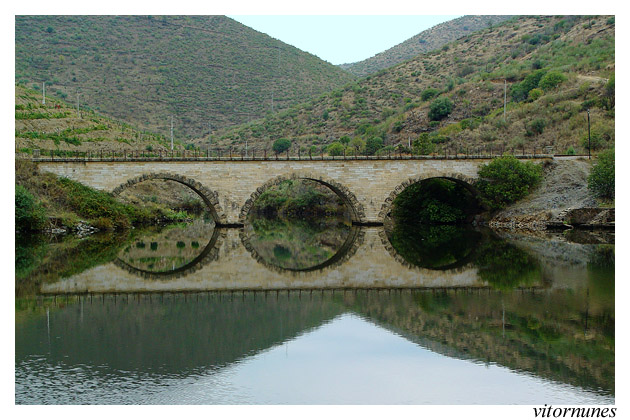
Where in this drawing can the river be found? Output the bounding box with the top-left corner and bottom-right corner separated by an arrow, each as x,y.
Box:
15,216 -> 614,404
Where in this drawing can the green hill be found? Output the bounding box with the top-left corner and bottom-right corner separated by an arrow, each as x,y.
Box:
15,15 -> 354,140
15,84 -> 175,155
340,15 -> 514,77
212,15 -> 614,157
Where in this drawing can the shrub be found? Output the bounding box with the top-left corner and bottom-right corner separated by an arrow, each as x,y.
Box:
588,149 -> 614,199
272,138 -> 292,154
428,97 -> 453,121
15,185 -> 46,232
421,88 -> 440,101
412,133 -> 435,155
511,69 -> 547,102
365,136 -> 384,156
528,88 -> 544,101
327,142 -> 345,156
526,118 -> 547,136
538,71 -> 567,91
476,156 -> 543,209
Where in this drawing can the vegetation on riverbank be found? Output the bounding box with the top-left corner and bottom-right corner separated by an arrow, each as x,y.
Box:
15,160 -> 192,233
249,179 -> 347,217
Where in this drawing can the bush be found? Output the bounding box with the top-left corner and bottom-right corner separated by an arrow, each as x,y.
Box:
588,149 -> 614,199
428,97 -> 453,121
272,138 -> 292,154
421,88 -> 440,101
528,88 -> 544,101
327,142 -> 345,156
511,69 -> 547,102
538,71 -> 567,91
365,136 -> 384,156
15,185 -> 46,232
412,133 -> 435,155
476,156 -> 543,209
526,118 -> 547,136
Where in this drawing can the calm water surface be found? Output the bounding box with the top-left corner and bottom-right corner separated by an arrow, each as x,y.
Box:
15,217 -> 614,404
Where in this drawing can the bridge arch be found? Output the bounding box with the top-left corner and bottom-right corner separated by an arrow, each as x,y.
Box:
378,172 -> 482,222
111,172 -> 228,225
238,172 -> 366,224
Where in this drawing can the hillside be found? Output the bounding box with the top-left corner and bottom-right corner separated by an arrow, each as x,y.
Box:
15,15 -> 354,139
15,84 -> 177,155
340,15 -> 514,77
211,15 -> 614,157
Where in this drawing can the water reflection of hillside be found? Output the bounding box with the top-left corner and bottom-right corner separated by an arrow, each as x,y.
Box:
17,281 -> 614,401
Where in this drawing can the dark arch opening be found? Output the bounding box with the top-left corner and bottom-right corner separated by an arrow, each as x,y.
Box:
383,176 -> 485,270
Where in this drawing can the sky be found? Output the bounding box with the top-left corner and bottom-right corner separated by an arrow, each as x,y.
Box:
229,15 -> 461,65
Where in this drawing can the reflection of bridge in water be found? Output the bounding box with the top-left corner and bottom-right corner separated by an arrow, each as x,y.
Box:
41,228 -> 507,294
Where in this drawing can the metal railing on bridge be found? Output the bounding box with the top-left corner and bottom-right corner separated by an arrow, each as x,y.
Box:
25,146 -> 573,162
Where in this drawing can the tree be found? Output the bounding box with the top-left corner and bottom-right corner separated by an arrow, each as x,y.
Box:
476,156 -> 543,209
601,76 -> 615,110
365,136 -> 384,155
412,133 -> 435,155
588,149 -> 614,199
15,184 -> 46,232
428,97 -> 453,121
326,142 -> 345,156
272,138 -> 291,154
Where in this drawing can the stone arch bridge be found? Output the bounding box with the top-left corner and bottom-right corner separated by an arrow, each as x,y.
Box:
36,157 -> 549,225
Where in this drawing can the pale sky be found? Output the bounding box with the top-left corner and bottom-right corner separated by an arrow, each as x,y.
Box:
229,15 -> 461,65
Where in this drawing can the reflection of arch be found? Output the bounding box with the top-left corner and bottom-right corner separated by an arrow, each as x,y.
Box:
111,172 -> 227,225
377,228 -> 480,272
240,226 -> 364,274
378,173 -> 483,222
238,173 -> 366,224
114,228 -> 224,280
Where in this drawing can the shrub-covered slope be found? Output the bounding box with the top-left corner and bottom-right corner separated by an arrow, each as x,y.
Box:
340,15 -> 513,77
212,15 -> 614,157
15,15 -> 354,139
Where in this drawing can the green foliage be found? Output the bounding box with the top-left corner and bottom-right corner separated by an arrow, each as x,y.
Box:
475,237 -> 541,290
588,149 -> 614,199
326,142 -> 345,156
476,156 -> 543,209
428,96 -> 453,121
421,88 -> 440,102
272,138 -> 292,154
511,69 -> 547,102
339,135 -> 351,145
412,133 -> 436,155
581,122 -> 614,151
528,88 -> 544,101
526,118 -> 547,136
15,185 -> 46,232
348,137 -> 366,154
365,136 -> 384,156
538,71 -> 567,91
601,76 -> 615,110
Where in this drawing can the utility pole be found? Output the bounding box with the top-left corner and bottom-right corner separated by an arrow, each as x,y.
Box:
503,79 -> 507,121
76,91 -> 81,118
587,109 -> 591,159
271,91 -> 274,113
245,140 -> 248,158
170,115 -> 174,150
42,82 -> 46,105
